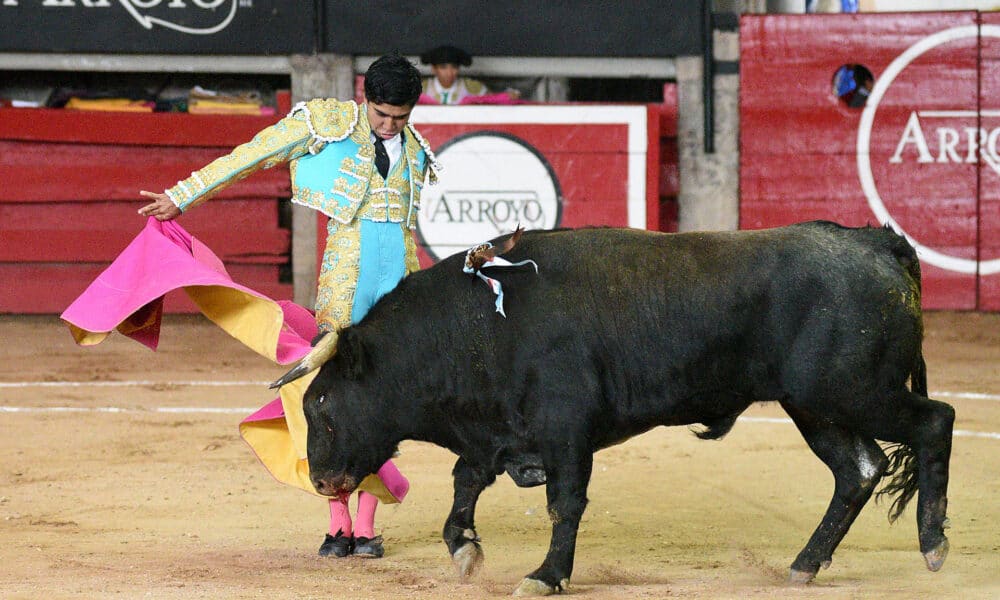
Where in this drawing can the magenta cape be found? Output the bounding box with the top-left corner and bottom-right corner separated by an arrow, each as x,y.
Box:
61,218 -> 314,362
60,217 -> 408,503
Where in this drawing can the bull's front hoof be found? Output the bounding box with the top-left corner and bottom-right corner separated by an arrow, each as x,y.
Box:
923,537 -> 949,572
787,568 -> 816,585
451,541 -> 484,580
513,577 -> 567,596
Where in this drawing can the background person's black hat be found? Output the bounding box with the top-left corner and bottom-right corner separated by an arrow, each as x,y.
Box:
420,45 -> 472,67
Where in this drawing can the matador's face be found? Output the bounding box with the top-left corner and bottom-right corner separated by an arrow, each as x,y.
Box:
366,101 -> 412,140
432,63 -> 460,89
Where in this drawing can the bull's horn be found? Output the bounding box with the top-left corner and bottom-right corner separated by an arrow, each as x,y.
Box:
269,331 -> 339,389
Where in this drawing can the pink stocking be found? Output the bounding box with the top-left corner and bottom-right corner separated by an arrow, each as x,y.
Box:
353,491 -> 379,539
328,496 -> 352,537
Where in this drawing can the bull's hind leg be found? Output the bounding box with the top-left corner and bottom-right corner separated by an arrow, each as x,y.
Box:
513,441 -> 592,596
913,399 -> 955,571
443,457 -> 495,580
781,402 -> 888,584
867,393 -> 954,572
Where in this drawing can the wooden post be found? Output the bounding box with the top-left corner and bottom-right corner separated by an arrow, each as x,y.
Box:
288,54 -> 354,310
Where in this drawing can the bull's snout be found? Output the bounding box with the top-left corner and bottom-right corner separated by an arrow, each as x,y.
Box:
311,470 -> 358,498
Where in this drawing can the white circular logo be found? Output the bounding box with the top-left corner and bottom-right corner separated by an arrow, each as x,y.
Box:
858,24 -> 1000,275
120,0 -> 239,35
417,132 -> 562,261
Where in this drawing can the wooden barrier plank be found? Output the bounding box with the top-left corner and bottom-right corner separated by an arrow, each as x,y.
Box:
741,102 -> 980,157
978,11 -> 1000,309
659,140 -> 678,198
0,108 -> 282,147
659,84 -> 678,137
978,192 -> 1000,310
0,141 -> 289,202
0,200 -> 281,230
979,207 -> 1000,311
741,60 -> 978,112
0,229 -> 289,262
556,153 -> 630,226
739,12 -> 977,66
657,88 -> 679,232
741,153 -> 978,244
419,123 -> 626,155
921,264 -> 978,310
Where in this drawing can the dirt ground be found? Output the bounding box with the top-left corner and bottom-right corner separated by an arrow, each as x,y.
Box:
1,310 -> 998,599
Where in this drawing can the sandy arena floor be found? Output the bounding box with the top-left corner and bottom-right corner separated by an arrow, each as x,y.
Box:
1,310 -> 998,599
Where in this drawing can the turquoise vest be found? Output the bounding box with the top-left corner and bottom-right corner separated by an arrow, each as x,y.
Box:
288,100 -> 435,228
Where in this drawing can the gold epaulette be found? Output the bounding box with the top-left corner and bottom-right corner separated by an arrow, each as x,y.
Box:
289,99 -> 360,154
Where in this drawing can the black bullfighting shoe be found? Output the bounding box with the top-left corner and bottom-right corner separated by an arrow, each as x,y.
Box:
318,530 -> 353,558
352,535 -> 384,558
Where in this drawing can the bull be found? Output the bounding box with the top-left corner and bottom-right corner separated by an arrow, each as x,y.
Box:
275,221 -> 954,595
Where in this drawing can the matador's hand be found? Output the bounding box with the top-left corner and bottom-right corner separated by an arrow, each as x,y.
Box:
138,190 -> 182,221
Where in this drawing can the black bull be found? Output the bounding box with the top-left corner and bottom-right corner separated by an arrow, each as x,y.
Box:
293,221 -> 954,595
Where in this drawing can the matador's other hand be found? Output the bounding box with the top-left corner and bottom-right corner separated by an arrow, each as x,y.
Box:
138,190 -> 182,221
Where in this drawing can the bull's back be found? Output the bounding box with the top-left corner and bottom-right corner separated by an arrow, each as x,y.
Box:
495,223 -> 923,430
504,222 -> 918,323
401,222 -> 921,359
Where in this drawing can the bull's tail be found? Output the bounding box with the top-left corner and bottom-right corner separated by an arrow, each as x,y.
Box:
910,353 -> 928,397
876,443 -> 918,523
875,326 -> 929,524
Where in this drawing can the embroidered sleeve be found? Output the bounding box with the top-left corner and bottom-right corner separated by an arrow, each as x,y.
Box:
407,124 -> 442,184
166,112 -> 313,212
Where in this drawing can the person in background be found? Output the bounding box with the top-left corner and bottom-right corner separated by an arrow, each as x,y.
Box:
419,44 -> 520,105
833,63 -> 874,108
137,53 -> 439,560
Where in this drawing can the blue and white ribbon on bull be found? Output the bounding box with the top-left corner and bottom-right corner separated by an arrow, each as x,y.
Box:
462,227 -> 538,317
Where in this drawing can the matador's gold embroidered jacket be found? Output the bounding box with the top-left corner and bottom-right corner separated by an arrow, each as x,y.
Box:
166,98 -> 439,227
165,99 -> 441,330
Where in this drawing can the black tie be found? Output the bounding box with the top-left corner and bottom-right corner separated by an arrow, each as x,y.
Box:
373,136 -> 389,179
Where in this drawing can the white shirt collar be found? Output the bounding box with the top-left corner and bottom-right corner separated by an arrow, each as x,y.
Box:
372,131 -> 403,171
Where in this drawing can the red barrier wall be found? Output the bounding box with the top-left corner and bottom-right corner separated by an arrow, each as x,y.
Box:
0,105 -> 293,313
741,12 -> 1000,310
978,13 -> 1000,310
0,94 -> 676,315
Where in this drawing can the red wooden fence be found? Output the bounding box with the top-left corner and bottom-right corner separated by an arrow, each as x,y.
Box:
0,101 -> 293,313
1,91 -> 678,314
741,11 -> 999,310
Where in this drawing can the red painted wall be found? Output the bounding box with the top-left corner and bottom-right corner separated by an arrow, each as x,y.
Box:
1,93 -> 676,315
740,12 -> 1000,310
978,13 -> 1000,310
0,105 -> 293,313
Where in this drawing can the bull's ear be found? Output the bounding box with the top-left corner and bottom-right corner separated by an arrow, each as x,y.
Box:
340,329 -> 368,380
